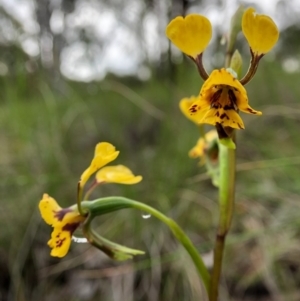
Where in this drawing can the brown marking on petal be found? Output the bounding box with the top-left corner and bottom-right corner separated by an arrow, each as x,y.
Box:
211,103 -> 218,109
220,113 -> 229,120
228,89 -> 238,111
223,105 -> 233,110
54,208 -> 73,221
238,123 -> 243,129
56,238 -> 66,248
62,222 -> 81,235
247,108 -> 257,114
215,111 -> 220,117
189,104 -> 198,114
210,89 -> 222,108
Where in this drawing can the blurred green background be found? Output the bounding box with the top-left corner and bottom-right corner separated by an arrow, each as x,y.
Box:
1,0 -> 300,300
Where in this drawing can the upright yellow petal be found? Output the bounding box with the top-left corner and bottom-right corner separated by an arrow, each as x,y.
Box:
39,194 -> 62,226
96,165 -> 142,185
80,142 -> 120,187
242,8 -> 279,55
166,14 -> 212,58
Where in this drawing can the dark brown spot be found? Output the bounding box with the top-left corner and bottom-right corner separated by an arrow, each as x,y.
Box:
210,89 -> 222,108
238,123 -> 243,129
220,113 -> 229,120
228,89 -> 238,110
215,111 -> 220,117
223,105 -> 233,110
228,89 -> 237,103
62,222 -> 81,235
54,208 -> 73,221
56,238 -> 66,248
189,105 -> 198,113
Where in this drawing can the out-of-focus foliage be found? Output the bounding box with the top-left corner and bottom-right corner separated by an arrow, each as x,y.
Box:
1,0 -> 300,301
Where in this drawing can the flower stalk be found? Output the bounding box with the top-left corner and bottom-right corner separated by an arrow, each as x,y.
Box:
81,197 -> 211,292
192,53 -> 209,80
209,142 -> 236,301
239,50 -> 263,85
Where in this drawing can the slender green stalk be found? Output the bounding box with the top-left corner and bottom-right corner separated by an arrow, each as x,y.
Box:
77,182 -> 84,215
224,51 -> 233,71
209,144 -> 236,301
82,197 -> 210,292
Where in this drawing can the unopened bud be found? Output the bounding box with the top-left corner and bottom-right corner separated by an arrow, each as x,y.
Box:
230,50 -> 243,77
227,6 -> 245,54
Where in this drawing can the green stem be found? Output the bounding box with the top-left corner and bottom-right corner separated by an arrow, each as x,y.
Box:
76,182 -> 84,215
209,143 -> 236,301
81,197 -> 210,292
224,50 -> 233,71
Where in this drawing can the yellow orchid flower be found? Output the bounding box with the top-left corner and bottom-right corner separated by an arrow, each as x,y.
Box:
189,130 -> 218,160
166,14 -> 212,58
39,142 -> 143,258
188,68 -> 261,129
242,7 -> 279,55
96,165 -> 142,185
39,194 -> 85,258
80,142 -> 119,188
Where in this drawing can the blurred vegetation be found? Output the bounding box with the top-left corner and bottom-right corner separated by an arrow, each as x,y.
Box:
1,52 -> 300,301
0,0 -> 300,301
